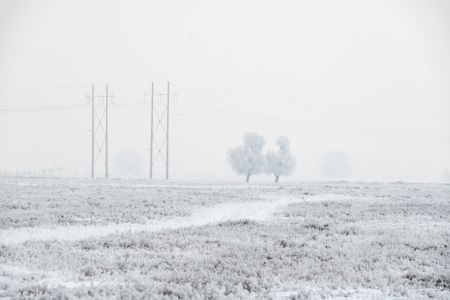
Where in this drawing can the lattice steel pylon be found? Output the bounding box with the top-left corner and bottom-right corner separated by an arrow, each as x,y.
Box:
145,82 -> 175,180
86,84 -> 113,178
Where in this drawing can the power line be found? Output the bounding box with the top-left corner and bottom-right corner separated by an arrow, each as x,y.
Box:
0,104 -> 86,113
176,90 -> 450,120
1,83 -> 447,119
1,96 -> 448,144
91,96 -> 450,122
175,96 -> 450,121
173,102 -> 447,140
0,85 -> 90,92
0,82 -> 168,92
78,99 -> 449,136
172,112 -> 450,144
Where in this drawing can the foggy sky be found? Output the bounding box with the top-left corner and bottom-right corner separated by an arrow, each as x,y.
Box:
0,0 -> 449,182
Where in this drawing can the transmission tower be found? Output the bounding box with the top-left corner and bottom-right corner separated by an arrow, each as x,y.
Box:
86,84 -> 113,178
145,82 -> 175,180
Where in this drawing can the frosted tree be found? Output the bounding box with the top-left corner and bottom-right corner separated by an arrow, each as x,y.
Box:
227,132 -> 266,182
265,135 -> 296,183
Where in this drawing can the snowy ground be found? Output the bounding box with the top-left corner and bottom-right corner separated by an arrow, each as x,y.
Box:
0,177 -> 449,299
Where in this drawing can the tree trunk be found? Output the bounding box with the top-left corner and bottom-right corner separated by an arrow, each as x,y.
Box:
275,175 -> 280,183
246,173 -> 251,183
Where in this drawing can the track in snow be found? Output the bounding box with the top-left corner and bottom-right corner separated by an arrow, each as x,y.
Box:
0,194 -> 347,245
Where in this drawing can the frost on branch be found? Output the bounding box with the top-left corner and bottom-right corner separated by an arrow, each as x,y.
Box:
265,135 -> 296,183
227,132 -> 266,182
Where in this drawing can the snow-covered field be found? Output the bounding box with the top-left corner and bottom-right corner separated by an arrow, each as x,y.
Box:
0,177 -> 449,299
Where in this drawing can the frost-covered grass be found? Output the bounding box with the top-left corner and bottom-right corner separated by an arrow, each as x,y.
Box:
0,177 -> 273,229
0,177 -> 449,299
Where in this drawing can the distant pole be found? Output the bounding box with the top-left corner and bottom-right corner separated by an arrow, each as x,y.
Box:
166,82 -> 170,180
88,84 -> 112,179
105,84 -> 109,178
91,85 -> 95,178
149,82 -> 154,179
147,82 -> 173,180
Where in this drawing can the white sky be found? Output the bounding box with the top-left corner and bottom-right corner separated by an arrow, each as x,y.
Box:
0,0 -> 449,181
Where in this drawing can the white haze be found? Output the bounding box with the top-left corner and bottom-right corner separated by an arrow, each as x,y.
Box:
0,0 -> 449,182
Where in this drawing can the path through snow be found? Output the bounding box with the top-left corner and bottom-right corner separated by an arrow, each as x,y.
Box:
0,194 -> 348,245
